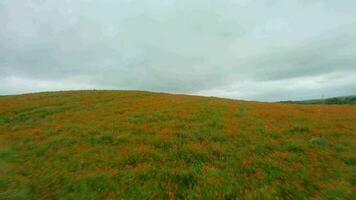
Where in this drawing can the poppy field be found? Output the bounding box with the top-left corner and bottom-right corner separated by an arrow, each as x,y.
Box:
0,90 -> 355,199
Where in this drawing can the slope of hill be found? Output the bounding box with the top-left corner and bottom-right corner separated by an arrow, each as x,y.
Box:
0,90 -> 355,199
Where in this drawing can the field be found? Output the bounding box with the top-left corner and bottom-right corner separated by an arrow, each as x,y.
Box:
0,90 -> 355,199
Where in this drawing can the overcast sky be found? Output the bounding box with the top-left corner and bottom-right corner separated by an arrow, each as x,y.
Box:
0,0 -> 355,101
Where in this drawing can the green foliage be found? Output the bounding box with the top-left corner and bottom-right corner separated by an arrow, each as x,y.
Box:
281,95 -> 356,105
235,104 -> 248,117
285,126 -> 310,135
0,91 -> 355,199
344,156 -> 356,165
309,137 -> 327,148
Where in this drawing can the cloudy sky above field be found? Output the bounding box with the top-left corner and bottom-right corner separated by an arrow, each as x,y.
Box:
0,0 -> 355,101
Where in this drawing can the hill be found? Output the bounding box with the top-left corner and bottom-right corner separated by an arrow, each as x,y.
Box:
281,95 -> 356,105
0,90 -> 355,199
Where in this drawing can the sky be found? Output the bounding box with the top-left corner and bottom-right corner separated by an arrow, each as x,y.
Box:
0,0 -> 355,101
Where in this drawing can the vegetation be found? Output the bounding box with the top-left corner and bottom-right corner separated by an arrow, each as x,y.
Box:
281,95 -> 356,105
0,90 -> 355,199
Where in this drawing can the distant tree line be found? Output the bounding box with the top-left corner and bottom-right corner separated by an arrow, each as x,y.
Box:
280,96 -> 356,105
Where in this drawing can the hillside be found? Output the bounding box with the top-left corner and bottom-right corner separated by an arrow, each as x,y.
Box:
0,90 -> 355,199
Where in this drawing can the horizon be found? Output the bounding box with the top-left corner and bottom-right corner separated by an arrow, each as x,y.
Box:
0,89 -> 355,103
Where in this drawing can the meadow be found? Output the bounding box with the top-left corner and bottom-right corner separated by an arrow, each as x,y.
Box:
0,90 -> 355,199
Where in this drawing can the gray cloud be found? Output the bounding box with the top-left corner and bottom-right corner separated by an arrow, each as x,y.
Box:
0,0 -> 355,100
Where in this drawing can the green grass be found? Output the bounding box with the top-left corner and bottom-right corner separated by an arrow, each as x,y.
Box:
0,90 -> 355,199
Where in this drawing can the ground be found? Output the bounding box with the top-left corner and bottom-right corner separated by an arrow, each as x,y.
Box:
0,90 -> 355,199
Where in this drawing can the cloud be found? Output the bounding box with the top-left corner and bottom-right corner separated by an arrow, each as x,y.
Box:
0,0 -> 355,100
0,75 -> 99,95
195,70 -> 356,101
239,24 -> 356,81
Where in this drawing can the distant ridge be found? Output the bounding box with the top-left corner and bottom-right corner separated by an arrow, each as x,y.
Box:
281,95 -> 356,105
